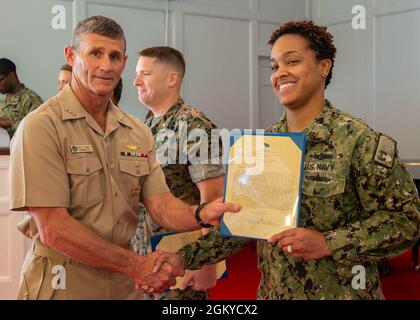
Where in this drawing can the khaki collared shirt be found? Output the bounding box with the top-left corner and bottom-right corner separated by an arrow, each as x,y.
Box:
9,85 -> 168,299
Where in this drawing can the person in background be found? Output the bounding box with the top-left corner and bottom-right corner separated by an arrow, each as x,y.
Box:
58,63 -> 72,91
132,46 -> 223,300
59,64 -> 122,107
0,58 -> 43,138
111,78 -> 123,106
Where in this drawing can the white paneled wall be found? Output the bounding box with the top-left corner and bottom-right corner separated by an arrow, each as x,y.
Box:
325,21 -> 368,121
0,0 -> 74,102
183,14 -> 250,129
312,0 -> 420,161
0,0 -> 308,128
258,57 -> 283,129
258,22 -> 279,56
374,9 -> 420,160
181,0 -> 250,10
0,155 -> 25,299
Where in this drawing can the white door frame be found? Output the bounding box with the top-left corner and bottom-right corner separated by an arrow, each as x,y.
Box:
0,155 -> 26,300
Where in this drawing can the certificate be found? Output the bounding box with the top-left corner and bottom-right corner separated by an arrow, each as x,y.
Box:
151,230 -> 227,289
220,131 -> 306,240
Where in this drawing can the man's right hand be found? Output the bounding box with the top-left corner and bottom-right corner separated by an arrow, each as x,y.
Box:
200,197 -> 241,227
133,250 -> 185,293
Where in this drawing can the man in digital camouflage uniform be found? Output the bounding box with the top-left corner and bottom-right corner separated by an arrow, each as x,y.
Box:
175,21 -> 420,300
0,58 -> 43,138
132,46 -> 224,300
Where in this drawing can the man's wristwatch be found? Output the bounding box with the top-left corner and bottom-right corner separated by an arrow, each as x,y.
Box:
194,202 -> 213,228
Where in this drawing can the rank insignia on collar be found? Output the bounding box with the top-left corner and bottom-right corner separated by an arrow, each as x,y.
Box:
64,108 -> 77,117
125,144 -> 140,152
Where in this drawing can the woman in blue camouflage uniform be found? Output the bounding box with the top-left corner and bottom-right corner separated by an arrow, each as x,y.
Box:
177,20 -> 420,299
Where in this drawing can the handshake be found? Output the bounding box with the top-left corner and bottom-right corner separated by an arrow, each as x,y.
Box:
132,250 -> 185,293
129,198 -> 241,293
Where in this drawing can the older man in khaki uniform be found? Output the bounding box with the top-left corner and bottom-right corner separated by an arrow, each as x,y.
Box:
9,15 -> 239,300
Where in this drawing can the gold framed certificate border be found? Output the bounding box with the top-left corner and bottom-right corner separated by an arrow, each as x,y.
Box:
220,132 -> 306,240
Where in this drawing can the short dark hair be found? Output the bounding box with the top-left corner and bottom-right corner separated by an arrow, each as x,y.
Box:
60,63 -> 72,73
0,58 -> 16,76
112,78 -> 123,105
138,46 -> 186,79
268,20 -> 336,88
72,16 -> 126,52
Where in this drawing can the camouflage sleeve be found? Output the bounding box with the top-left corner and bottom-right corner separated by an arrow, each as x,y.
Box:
0,101 -> 20,137
188,163 -> 225,184
27,93 -> 43,113
178,228 -> 250,269
324,131 -> 420,265
185,115 -> 225,183
9,93 -> 43,136
9,108 -> 23,137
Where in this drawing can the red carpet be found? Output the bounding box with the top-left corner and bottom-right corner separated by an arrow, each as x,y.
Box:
208,242 -> 259,300
209,243 -> 420,300
380,250 -> 420,300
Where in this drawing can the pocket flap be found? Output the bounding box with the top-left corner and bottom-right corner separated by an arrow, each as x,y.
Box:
302,177 -> 346,197
66,157 -> 102,175
119,159 -> 150,177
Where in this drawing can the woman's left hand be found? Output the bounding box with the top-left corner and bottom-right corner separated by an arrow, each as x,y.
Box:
268,228 -> 333,260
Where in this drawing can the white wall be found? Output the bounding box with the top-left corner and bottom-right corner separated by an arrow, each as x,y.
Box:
0,155 -> 26,299
3,1 -> 418,153
259,57 -> 283,129
311,0 -> 420,161
0,0 -> 309,129
0,0 -> 74,103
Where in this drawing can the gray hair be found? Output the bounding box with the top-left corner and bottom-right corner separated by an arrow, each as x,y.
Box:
71,16 -> 126,52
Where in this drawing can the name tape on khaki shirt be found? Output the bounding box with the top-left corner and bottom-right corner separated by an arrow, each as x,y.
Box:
70,145 -> 93,154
